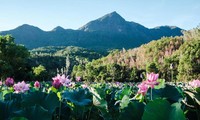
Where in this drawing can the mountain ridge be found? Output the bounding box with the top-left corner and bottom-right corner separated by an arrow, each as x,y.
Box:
0,11 -> 183,50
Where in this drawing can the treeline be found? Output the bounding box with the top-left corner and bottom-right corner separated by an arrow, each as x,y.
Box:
0,37 -> 105,81
29,46 -> 105,80
72,27 -> 200,82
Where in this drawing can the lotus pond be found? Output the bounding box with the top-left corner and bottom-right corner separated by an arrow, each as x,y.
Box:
0,73 -> 200,120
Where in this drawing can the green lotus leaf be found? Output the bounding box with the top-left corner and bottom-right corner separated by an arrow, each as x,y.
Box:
169,103 -> 186,120
152,85 -> 183,102
184,90 -> 200,106
13,105 -> 51,120
62,88 -> 92,106
142,99 -> 186,120
142,99 -> 171,120
10,117 -> 28,120
115,86 -> 132,100
21,91 -> 59,114
119,100 -> 145,120
120,95 -> 130,109
0,93 -> 22,120
0,100 -> 13,120
90,87 -> 112,119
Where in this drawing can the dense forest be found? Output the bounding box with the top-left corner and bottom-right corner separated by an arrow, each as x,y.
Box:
0,27 -> 199,82
29,46 -> 105,80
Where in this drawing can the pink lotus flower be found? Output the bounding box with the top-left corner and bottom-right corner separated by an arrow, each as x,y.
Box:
34,81 -> 40,88
0,81 -> 2,86
52,78 -> 62,89
76,76 -> 81,82
13,81 -> 29,93
60,75 -> 71,87
189,80 -> 200,88
5,77 -> 14,87
137,82 -> 149,96
52,74 -> 71,88
146,73 -> 159,88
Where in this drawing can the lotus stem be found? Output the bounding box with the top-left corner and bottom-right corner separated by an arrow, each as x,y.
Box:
151,88 -> 153,101
59,100 -> 62,120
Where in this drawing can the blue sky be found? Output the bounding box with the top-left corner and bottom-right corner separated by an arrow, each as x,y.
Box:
0,0 -> 199,31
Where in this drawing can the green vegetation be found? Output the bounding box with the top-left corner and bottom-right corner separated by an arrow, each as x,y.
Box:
0,27 -> 199,120
0,76 -> 199,120
32,65 -> 47,81
0,35 -> 30,80
0,17 -> 199,120
29,46 -> 105,80
72,27 -> 200,82
146,62 -> 159,73
0,35 -> 105,81
177,39 -> 200,81
0,27 -> 199,82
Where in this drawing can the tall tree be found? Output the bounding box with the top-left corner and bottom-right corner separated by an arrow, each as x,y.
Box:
0,35 -> 30,80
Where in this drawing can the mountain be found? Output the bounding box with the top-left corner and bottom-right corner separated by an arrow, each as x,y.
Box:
52,26 -> 66,32
79,11 -> 149,35
71,28 -> 200,82
79,11 -> 128,32
0,11 -> 183,50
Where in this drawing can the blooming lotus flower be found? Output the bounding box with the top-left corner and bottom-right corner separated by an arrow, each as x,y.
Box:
76,76 -> 81,82
52,78 -> 62,89
60,75 -> 71,87
13,81 -> 29,93
54,74 -> 64,83
137,82 -> 148,96
34,81 -> 40,88
189,80 -> 200,88
52,74 -> 61,81
5,77 -> 14,87
52,74 -> 71,88
146,73 -> 159,88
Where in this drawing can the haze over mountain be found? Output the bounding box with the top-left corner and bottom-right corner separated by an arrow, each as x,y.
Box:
0,11 -> 183,50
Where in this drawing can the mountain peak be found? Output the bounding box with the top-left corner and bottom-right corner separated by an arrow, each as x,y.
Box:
0,11 -> 183,50
78,11 -> 127,32
97,11 -> 125,22
153,25 -> 181,30
52,26 -> 65,32
15,24 -> 43,32
19,24 -> 32,27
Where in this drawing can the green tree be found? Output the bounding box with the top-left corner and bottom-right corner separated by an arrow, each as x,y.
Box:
107,63 -> 122,82
0,35 -> 30,80
162,55 -> 179,82
146,62 -> 158,73
178,40 -> 200,81
130,67 -> 139,82
183,27 -> 200,41
32,65 -> 47,81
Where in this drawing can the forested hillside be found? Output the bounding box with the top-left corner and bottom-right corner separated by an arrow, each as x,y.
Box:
72,27 -> 200,82
29,46 -> 105,80
1,28 -> 199,82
